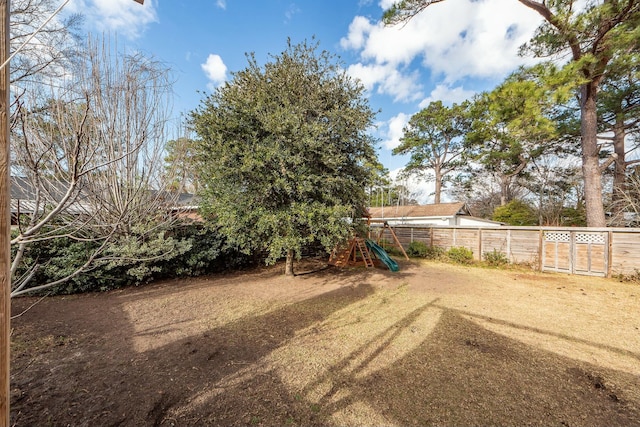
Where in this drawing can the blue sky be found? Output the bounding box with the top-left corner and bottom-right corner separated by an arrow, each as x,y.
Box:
66,0 -> 544,201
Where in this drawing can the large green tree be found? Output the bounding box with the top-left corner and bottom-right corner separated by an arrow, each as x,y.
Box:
191,39 -> 378,275
164,136 -> 201,193
384,0 -> 640,226
597,63 -> 640,224
465,69 -> 560,205
393,101 -> 469,203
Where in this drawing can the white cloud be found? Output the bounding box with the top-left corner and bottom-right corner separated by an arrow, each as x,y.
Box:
381,112 -> 410,150
418,84 -> 476,108
201,54 -> 228,88
216,0 -> 227,9
68,0 -> 158,39
347,62 -> 423,102
340,16 -> 374,51
342,0 -> 542,92
285,3 -> 301,23
421,0 -> 542,82
378,0 -> 397,9
389,168 -> 436,205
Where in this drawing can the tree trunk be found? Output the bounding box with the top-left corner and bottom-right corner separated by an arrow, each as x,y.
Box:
284,249 -> 294,276
434,168 -> 442,204
500,175 -> 509,206
610,119 -> 627,226
580,84 -> 607,227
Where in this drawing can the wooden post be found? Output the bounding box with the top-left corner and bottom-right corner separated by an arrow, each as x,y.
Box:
570,231 -> 576,274
607,230 -> 613,278
0,1 -> 10,425
537,229 -> 543,272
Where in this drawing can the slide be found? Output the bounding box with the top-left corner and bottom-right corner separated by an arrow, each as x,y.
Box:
366,239 -> 399,272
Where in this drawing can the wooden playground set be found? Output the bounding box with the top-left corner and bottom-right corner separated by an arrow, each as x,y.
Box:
328,220 -> 409,272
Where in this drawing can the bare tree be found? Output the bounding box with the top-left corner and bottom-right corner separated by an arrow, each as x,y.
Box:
10,35 -> 181,296
608,165 -> 640,227
597,69 -> 640,225
10,0 -> 82,87
524,156 -> 584,226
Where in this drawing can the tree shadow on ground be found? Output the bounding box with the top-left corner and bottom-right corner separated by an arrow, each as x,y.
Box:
10,282 -> 374,426
142,302 -> 640,426
11,265 -> 640,427
300,309 -> 640,426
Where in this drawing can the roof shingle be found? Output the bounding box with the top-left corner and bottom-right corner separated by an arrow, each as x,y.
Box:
367,202 -> 469,219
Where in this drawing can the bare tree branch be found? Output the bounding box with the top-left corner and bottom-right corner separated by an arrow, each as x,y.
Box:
10,34 -> 182,295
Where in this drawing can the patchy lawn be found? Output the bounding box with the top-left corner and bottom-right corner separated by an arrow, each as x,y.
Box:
10,259 -> 640,426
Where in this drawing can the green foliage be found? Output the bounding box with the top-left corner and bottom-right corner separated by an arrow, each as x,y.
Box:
424,245 -> 446,260
383,0 -> 640,227
13,223 -> 257,295
406,241 -> 429,258
492,200 -> 539,226
164,136 -> 200,193
15,237 -> 101,294
99,231 -> 192,287
191,39 -> 378,268
164,224 -> 257,276
446,246 -> 474,264
560,206 -> 587,227
465,68 -> 564,199
393,101 -> 470,202
405,241 -> 445,259
382,0 -> 427,25
483,249 -> 509,267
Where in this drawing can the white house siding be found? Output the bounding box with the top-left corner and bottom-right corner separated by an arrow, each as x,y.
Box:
373,216 -> 502,227
457,217 -> 503,227
374,217 -> 451,227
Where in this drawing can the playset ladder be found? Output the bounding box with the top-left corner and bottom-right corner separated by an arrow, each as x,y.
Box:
355,238 -> 374,268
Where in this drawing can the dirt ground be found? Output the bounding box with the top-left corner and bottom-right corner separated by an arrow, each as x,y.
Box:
9,259 -> 640,426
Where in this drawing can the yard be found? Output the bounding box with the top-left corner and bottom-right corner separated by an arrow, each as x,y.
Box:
9,260 -> 640,426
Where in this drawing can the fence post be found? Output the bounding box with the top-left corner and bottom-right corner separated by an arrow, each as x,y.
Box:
607,230 -> 613,278
538,229 -> 543,272
570,231 -> 576,274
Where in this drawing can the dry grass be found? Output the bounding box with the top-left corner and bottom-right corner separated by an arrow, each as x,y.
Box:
10,260 -> 640,426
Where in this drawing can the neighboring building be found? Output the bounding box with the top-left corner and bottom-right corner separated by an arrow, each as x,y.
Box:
170,192 -> 201,221
10,176 -> 198,225
367,202 -> 503,227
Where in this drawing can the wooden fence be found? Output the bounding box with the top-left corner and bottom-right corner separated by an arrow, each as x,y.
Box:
374,225 -> 640,278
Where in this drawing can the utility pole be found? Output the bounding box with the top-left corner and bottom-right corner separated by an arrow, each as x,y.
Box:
0,0 -> 10,425
0,2 -> 144,425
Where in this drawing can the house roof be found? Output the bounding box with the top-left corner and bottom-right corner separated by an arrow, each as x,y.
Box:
11,176 -> 37,200
367,202 -> 470,219
10,176 -> 198,214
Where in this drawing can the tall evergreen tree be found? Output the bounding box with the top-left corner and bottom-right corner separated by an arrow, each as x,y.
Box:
191,39 -> 378,275
465,68 -> 560,205
384,0 -> 640,226
393,101 -> 469,204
